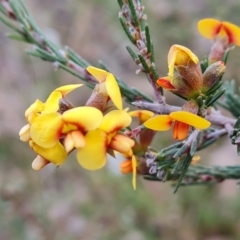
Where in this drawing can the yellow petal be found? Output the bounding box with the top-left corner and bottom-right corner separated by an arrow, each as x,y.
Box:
170,111 -> 211,129
129,110 -> 154,123
168,45 -> 199,76
86,66 -> 108,83
44,90 -> 62,113
222,21 -> 240,46
62,106 -> 103,131
168,47 -> 178,76
54,84 -> 83,97
25,99 -> 44,119
77,129 -> 108,170
191,155 -> 201,165
30,113 -> 63,148
105,73 -> 122,110
44,84 -> 83,113
32,155 -> 50,170
132,155 -> 137,190
30,141 -> 67,165
144,115 -> 172,131
198,18 -> 222,40
99,110 -> 132,133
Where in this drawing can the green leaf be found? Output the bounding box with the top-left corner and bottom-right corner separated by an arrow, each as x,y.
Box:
138,54 -> 150,73
145,25 -> 151,54
234,117 -> 240,129
205,89 -> 225,107
117,0 -> 124,8
126,46 -> 138,62
173,154 -> 192,193
119,16 -> 136,44
7,33 -> 31,43
128,0 -> 139,27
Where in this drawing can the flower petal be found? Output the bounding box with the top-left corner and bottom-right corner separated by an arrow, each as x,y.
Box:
32,155 -> 50,170
144,115 -> 172,131
44,91 -> 62,113
44,84 -> 83,113
25,99 -> 44,119
30,113 -> 63,148
77,129 -> 108,170
86,66 -> 108,83
173,121 -> 189,140
132,155 -> 137,190
54,84 -> 83,97
109,135 -> 132,153
99,110 -> 132,133
157,77 -> 176,90
105,73 -> 122,110
222,21 -> 240,46
129,110 -> 154,123
168,45 -> 198,76
62,106 -> 103,131
198,18 -> 222,40
170,111 -> 211,129
64,130 -> 86,152
120,159 -> 132,174
30,141 -> 67,165
19,124 -> 31,142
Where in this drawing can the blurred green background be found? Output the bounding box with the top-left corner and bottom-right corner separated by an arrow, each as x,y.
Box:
1,0 -> 240,239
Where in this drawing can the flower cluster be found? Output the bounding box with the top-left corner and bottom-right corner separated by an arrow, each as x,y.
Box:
19,67 -> 137,189
18,17 -> 240,190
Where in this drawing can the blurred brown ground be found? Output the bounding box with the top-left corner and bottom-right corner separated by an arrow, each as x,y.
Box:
1,0 -> 240,240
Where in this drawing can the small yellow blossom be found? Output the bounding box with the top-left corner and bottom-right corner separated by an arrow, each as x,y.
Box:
198,18 -> 240,46
76,109 -> 137,189
86,66 -> 122,110
157,45 -> 202,98
144,111 -> 210,140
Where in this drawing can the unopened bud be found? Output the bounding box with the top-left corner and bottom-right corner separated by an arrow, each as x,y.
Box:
208,37 -> 228,64
157,75 -> 197,99
182,100 -> 199,114
202,61 -> 225,92
176,60 -> 203,90
85,84 -> 108,112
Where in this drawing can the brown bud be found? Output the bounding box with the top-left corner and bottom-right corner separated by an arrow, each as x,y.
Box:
202,61 -> 226,93
208,37 -> 228,64
182,100 -> 199,114
168,75 -> 197,98
85,84 -> 108,112
176,60 -> 203,90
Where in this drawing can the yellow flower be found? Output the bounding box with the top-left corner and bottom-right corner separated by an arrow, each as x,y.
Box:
129,110 -> 155,151
198,19 -> 240,63
129,110 -> 154,124
86,66 -> 122,110
144,111 -> 210,140
168,44 -> 199,77
198,18 -> 240,46
29,106 -> 103,165
157,45 -> 202,98
25,84 -> 83,123
76,110 -> 137,189
19,84 -> 98,169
